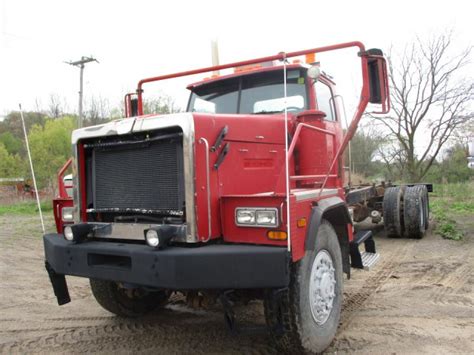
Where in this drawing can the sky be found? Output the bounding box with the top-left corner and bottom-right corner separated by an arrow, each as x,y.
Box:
0,0 -> 472,121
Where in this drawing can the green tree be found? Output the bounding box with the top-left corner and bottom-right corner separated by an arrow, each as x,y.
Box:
0,111 -> 48,138
0,143 -> 24,178
425,144 -> 473,183
27,116 -> 75,188
0,132 -> 23,155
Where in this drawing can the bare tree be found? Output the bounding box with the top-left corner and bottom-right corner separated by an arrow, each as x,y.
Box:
376,141 -> 409,181
451,114 -> 474,148
375,31 -> 474,182
83,95 -> 111,126
349,124 -> 386,176
48,94 -> 61,118
143,95 -> 180,115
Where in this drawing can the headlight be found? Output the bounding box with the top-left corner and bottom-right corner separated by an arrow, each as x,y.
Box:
145,229 -> 160,248
62,207 -> 74,222
256,210 -> 277,226
235,208 -> 279,227
144,225 -> 179,249
236,209 -> 256,225
64,226 -> 74,241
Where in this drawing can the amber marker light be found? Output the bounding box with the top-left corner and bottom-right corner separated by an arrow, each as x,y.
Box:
267,231 -> 288,240
297,218 -> 307,228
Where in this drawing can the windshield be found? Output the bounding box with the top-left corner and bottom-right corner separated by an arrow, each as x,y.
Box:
187,68 -> 308,114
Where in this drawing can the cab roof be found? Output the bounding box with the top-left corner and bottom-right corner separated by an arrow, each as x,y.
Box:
186,63 -> 308,91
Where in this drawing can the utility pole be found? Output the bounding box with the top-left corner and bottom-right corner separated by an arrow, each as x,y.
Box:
65,56 -> 98,128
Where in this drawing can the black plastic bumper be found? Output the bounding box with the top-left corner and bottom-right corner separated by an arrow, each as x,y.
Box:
44,234 -> 290,291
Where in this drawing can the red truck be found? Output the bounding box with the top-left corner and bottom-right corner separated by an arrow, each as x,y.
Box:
44,41 -> 430,353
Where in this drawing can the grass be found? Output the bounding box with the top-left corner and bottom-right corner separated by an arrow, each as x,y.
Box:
0,201 -> 53,216
430,182 -> 474,241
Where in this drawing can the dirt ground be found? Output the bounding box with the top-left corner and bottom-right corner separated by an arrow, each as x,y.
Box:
0,214 -> 472,354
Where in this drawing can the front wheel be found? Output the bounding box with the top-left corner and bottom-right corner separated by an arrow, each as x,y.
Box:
90,279 -> 169,317
264,220 -> 343,353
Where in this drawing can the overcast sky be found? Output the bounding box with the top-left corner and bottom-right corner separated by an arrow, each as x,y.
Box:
1,0 -> 472,118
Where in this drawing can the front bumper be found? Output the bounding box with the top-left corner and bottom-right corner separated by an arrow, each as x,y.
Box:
44,234 -> 290,303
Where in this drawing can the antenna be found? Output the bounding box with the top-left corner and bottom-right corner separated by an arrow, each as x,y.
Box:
65,56 -> 99,128
211,40 -> 220,76
19,104 -> 45,234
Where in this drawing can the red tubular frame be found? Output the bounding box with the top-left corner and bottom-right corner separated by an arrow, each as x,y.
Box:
124,93 -> 137,118
136,41 -> 369,115
134,41 -> 390,195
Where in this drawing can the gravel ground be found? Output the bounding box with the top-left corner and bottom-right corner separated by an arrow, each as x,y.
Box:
0,214 -> 472,354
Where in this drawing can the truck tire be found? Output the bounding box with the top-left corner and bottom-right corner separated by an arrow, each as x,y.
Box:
415,185 -> 429,230
90,279 -> 168,317
264,220 -> 343,354
404,186 -> 427,239
383,186 -> 404,238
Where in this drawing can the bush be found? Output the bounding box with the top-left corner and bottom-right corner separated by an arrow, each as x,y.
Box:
430,182 -> 473,240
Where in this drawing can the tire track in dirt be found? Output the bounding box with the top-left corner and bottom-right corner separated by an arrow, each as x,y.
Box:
2,214 -> 473,354
327,238 -> 414,353
1,317 -> 274,354
429,263 -> 474,308
339,241 -> 411,327
0,284 -> 92,311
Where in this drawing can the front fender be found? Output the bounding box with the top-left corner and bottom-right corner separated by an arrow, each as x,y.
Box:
305,196 -> 351,250
305,196 -> 352,276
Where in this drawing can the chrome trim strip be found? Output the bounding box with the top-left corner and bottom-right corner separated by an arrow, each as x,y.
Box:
199,138 -> 212,242
293,188 -> 338,201
87,222 -> 185,241
72,144 -> 80,224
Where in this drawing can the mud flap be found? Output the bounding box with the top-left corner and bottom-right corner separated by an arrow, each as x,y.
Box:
45,261 -> 71,305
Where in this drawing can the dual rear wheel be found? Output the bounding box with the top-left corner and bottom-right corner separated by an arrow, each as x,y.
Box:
383,185 -> 429,238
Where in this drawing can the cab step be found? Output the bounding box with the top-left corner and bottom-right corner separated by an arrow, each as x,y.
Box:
350,230 -> 380,269
360,251 -> 380,269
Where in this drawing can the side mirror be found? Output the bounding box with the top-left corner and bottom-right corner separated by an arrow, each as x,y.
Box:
365,48 -> 389,108
130,98 -> 139,117
124,93 -> 139,117
307,65 -> 321,81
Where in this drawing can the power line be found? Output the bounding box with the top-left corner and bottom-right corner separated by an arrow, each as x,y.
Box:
65,56 -> 99,128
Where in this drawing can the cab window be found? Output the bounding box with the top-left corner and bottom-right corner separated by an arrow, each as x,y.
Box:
315,81 -> 336,121
188,69 -> 308,114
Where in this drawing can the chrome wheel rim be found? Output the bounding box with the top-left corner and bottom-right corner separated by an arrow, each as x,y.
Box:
309,249 -> 336,325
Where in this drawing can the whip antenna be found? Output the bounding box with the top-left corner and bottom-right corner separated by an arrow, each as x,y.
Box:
19,104 -> 45,234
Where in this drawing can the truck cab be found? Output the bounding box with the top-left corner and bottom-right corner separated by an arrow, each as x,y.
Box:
45,42 -> 390,354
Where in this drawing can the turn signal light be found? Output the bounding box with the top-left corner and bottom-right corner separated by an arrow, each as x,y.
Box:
267,231 -> 287,240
